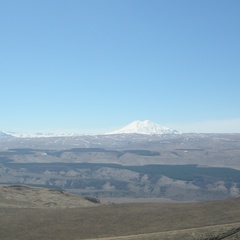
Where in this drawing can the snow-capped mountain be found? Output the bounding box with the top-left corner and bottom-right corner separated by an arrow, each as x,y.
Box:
107,120 -> 179,135
7,132 -> 80,138
0,131 -> 14,138
0,121 -> 179,138
0,131 -> 81,138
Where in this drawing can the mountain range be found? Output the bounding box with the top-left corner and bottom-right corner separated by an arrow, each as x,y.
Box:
0,130 -> 240,202
0,120 -> 179,138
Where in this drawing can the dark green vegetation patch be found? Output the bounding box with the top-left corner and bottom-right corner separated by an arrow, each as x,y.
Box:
125,164 -> 240,182
4,162 -> 240,182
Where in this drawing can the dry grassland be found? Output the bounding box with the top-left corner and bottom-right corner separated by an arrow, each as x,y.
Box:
1,198 -> 240,240
88,223 -> 240,240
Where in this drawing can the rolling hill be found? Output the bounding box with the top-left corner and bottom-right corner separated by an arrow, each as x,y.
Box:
0,185 -> 240,240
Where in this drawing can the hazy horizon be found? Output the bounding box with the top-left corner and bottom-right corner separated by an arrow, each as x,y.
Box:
2,118 -> 240,135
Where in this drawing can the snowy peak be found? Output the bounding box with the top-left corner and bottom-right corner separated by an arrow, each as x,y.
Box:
1,121 -> 179,138
107,120 -> 179,135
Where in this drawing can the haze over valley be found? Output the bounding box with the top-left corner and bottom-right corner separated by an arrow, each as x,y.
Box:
1,123 -> 240,239
1,121 -> 240,203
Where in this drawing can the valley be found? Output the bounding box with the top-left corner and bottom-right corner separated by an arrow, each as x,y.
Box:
0,133 -> 240,202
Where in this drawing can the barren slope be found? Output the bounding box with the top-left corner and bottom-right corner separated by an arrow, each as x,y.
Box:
88,223 -> 240,239
0,185 -> 98,208
0,186 -> 240,240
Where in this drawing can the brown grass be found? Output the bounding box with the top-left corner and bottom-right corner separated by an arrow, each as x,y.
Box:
0,198 -> 240,240
88,223 -> 240,240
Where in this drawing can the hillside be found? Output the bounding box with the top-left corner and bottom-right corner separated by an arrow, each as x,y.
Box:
88,224 -> 240,240
0,185 -> 98,208
0,185 -> 240,240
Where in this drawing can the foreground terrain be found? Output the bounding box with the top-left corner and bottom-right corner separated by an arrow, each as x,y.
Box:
0,185 -> 240,240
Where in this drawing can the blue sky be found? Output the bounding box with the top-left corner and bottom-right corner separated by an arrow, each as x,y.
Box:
0,0 -> 240,133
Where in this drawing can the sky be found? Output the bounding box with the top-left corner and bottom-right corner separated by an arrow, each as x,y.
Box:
0,0 -> 240,134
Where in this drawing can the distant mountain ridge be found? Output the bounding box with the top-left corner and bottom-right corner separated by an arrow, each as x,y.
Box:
0,131 -> 81,138
107,120 -> 179,135
0,120 -> 179,138
0,131 -> 13,138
